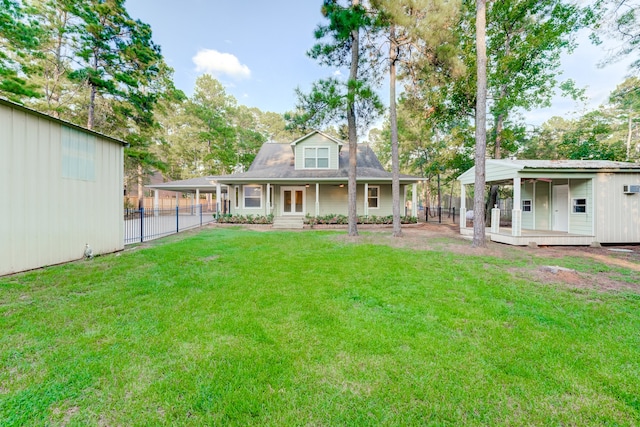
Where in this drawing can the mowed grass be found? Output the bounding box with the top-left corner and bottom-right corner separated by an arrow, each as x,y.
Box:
1,228 -> 639,426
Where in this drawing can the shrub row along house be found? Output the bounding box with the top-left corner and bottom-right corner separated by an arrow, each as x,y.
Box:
1,98 -> 126,276
147,130 -> 422,228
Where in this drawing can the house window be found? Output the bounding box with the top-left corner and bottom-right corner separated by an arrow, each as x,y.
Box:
522,199 -> 532,212
572,198 -> 587,213
368,186 -> 380,209
243,185 -> 262,209
304,147 -> 329,168
234,186 -> 240,209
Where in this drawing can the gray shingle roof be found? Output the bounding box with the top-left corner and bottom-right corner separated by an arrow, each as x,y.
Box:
215,143 -> 419,183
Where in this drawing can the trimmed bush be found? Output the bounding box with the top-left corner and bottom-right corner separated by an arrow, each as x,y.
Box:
216,214 -> 274,224
304,214 -> 417,226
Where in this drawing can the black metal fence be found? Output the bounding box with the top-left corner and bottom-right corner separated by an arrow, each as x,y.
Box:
422,207 -> 457,224
124,204 -> 216,244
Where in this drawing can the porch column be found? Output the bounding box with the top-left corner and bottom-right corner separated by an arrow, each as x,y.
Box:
196,188 -> 200,211
460,183 -> 466,230
512,177 -> 522,237
266,183 -> 270,216
403,185 -> 408,216
216,183 -> 221,218
175,192 -> 179,207
315,183 -> 320,216
412,183 -> 418,217
364,183 -> 369,217
153,190 -> 159,217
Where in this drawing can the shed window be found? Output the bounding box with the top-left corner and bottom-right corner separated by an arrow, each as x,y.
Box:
304,147 -> 329,168
522,199 -> 532,212
368,186 -> 380,209
62,126 -> 96,181
572,198 -> 587,213
243,185 -> 262,209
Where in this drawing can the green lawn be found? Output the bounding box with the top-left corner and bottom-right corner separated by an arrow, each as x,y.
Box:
1,228 -> 639,426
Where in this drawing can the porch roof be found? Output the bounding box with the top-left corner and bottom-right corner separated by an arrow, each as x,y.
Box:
458,159 -> 640,185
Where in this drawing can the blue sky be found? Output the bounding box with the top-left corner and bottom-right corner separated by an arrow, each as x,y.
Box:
126,0 -> 635,128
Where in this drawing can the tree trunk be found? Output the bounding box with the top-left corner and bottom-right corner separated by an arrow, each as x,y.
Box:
389,24 -> 402,237
627,111 -> 632,161
347,0 -> 360,237
487,111 -> 504,225
472,0 -> 488,248
87,51 -> 98,130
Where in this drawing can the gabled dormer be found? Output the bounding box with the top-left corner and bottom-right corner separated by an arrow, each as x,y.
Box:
291,130 -> 343,170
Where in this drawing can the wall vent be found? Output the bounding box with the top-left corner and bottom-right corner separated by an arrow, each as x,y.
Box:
623,184 -> 640,194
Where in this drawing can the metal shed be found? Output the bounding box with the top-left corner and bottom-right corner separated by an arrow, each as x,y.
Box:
0,98 -> 127,275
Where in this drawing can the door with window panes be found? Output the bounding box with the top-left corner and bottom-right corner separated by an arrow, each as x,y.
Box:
281,186 -> 305,215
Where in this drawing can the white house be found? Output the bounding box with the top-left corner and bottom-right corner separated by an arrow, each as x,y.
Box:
0,98 -> 127,276
458,159 -> 640,245
147,130 -> 422,228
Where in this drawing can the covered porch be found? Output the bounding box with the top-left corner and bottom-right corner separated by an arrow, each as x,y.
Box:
458,160 -> 599,246
460,227 -> 595,246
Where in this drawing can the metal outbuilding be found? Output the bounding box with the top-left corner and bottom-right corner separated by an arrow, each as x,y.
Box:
0,98 -> 127,275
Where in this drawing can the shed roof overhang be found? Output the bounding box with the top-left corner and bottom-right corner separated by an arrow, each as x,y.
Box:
458,159 -> 640,185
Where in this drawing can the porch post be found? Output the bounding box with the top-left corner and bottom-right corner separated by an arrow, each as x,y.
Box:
315,183 -> 319,216
403,185 -> 408,216
195,188 -> 200,215
175,192 -> 179,207
512,176 -> 522,237
216,183 -> 221,218
266,183 -> 270,216
364,183 -> 369,217
412,183 -> 418,217
153,190 -> 159,217
460,183 -> 466,230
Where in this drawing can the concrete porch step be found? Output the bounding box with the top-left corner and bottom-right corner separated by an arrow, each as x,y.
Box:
272,216 -> 304,229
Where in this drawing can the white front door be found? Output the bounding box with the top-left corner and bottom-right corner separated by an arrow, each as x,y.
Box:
552,184 -> 568,232
281,186 -> 305,215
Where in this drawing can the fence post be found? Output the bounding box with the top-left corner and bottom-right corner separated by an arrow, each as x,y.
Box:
140,207 -> 144,243
176,205 -> 179,233
453,207 -> 456,224
200,204 -> 203,227
438,206 -> 442,224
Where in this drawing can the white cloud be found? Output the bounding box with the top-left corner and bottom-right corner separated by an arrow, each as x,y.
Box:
333,69 -> 342,77
192,49 -> 251,80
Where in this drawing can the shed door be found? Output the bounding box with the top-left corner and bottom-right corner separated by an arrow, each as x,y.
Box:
552,184 -> 569,232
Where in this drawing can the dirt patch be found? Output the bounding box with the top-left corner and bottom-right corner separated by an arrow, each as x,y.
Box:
329,222 -> 640,293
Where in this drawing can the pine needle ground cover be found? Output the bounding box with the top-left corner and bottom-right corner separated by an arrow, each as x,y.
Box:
1,228 -> 639,426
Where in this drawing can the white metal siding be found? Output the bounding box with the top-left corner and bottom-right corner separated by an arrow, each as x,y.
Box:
594,173 -> 640,243
294,134 -> 339,170
568,179 -> 593,235
1,104 -> 124,276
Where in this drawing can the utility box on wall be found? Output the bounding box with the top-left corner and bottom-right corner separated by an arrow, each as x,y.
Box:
623,184 -> 640,194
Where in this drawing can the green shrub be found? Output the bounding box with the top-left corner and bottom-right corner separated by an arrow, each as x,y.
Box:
304,214 -> 417,226
216,214 -> 274,224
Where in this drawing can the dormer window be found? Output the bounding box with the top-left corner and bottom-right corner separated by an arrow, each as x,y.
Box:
304,147 -> 329,169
